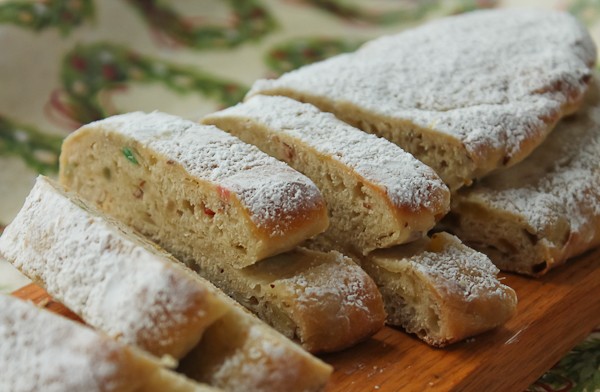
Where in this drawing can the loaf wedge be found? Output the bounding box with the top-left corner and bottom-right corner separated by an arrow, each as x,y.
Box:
443,79 -> 600,276
0,176 -> 333,391
195,246 -> 385,353
0,176 -> 226,359
59,112 -> 386,353
60,111 -> 328,269
203,95 -> 450,254
0,294 -> 215,392
247,9 -> 597,190
310,233 -> 517,346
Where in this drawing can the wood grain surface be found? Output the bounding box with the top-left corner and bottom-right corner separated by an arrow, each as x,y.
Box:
12,248 -> 600,392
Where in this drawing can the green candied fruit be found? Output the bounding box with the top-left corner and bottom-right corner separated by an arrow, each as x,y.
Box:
122,147 -> 138,165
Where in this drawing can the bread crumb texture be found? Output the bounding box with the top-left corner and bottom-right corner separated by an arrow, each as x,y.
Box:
83,111 -> 324,237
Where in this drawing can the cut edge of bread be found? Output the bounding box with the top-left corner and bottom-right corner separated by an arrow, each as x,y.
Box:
203,99 -> 450,254
308,232 -> 517,347
443,196 -> 589,276
60,115 -> 329,269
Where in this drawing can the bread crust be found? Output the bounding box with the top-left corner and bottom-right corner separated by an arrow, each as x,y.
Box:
209,247 -> 386,353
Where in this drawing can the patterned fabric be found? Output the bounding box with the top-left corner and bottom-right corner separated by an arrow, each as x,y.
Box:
0,1 -> 598,390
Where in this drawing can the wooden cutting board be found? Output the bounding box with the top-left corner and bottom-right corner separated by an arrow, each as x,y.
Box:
12,248 -> 600,392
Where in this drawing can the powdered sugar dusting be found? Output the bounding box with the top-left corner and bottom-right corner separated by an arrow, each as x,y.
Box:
410,234 -> 510,301
458,83 -> 600,239
249,9 -> 596,168
0,295 -> 144,392
83,111 -> 324,234
0,176 -> 216,357
283,250 -> 375,315
208,95 -> 449,213
210,325 -> 310,392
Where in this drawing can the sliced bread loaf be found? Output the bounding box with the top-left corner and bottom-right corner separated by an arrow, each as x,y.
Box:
59,112 -> 386,353
203,95 -> 450,254
60,111 -> 328,269
0,176 -> 333,392
350,233 -> 517,346
247,9 -> 596,190
203,96 -> 515,345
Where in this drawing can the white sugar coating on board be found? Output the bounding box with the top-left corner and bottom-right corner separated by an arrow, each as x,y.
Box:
460,88 -> 600,235
0,177 -> 212,354
0,295 -> 136,392
408,235 -> 509,301
249,9 -> 597,162
82,111 -> 324,234
208,95 -> 449,212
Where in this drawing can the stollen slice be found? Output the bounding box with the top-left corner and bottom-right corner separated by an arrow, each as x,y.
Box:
247,9 -> 597,190
203,95 -> 450,254
0,175 -> 226,360
60,111 -> 328,269
0,294 -> 216,392
443,79 -> 600,276
310,233 -> 518,347
59,112 -> 386,353
0,176 -> 332,392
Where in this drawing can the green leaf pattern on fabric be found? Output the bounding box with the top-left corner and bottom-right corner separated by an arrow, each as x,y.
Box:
303,0 -> 497,25
265,37 -> 364,75
126,0 -> 277,49
569,0 -> 600,25
0,115 -> 62,174
0,0 -> 94,34
528,331 -> 600,392
51,42 -> 248,126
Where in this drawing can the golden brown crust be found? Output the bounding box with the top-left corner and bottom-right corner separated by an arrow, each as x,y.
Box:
246,197 -> 329,260
259,248 -> 386,353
